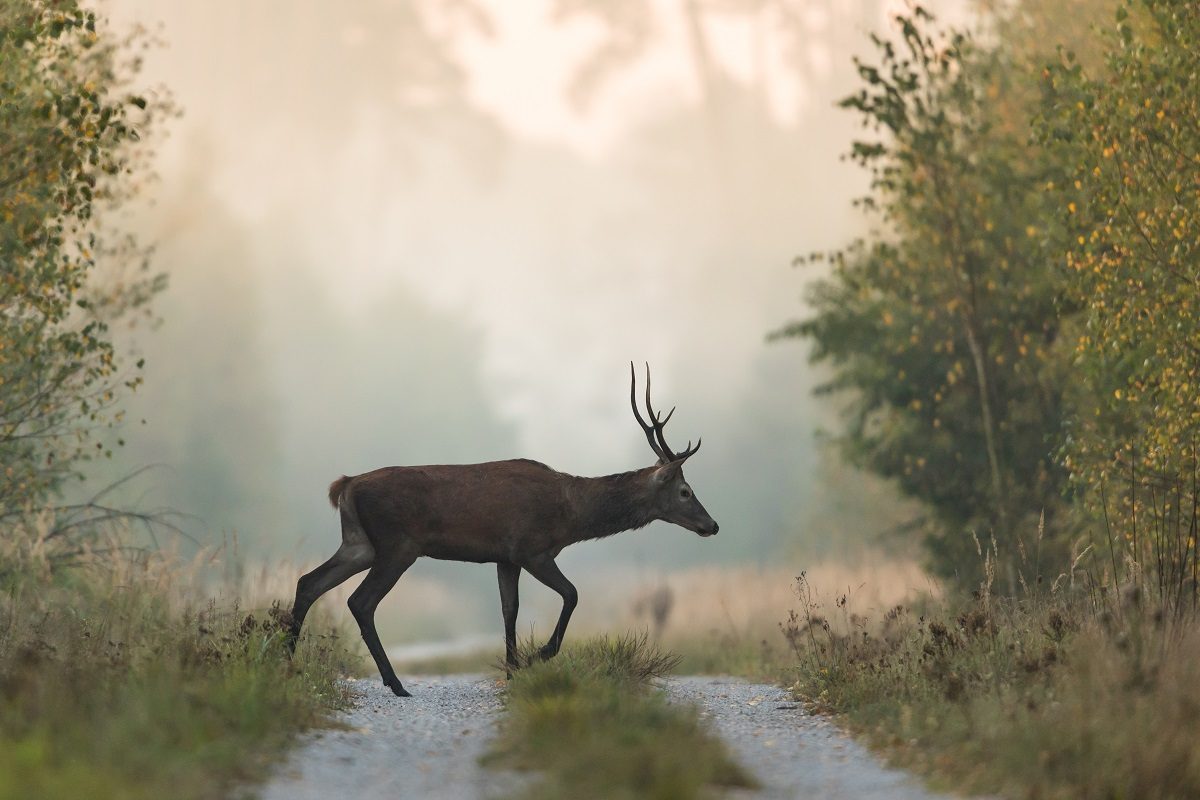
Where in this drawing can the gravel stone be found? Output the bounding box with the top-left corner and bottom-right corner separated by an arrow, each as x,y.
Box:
257,674 -> 522,800
664,676 -> 955,800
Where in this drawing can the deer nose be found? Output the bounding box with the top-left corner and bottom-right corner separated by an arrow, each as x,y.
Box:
710,522 -> 719,535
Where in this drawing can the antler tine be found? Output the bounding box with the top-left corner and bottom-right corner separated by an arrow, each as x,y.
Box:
630,361 -> 668,461
643,363 -> 655,418
675,437 -> 702,461
638,363 -> 680,459
653,418 -> 676,461
643,363 -> 680,461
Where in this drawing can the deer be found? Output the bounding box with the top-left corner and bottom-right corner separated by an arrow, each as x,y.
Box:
285,364 -> 718,697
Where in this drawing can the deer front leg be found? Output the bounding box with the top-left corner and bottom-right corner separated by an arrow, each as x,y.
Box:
522,556 -> 577,661
497,562 -> 521,677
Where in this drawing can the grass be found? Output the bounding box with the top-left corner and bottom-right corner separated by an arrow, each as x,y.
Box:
486,632 -> 756,799
781,571 -> 1200,799
615,559 -> 934,684
669,629 -> 791,681
0,549 -> 358,800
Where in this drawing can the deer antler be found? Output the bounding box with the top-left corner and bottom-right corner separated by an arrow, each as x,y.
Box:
630,362 -> 701,464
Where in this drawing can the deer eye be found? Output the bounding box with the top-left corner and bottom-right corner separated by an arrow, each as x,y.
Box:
680,488 -> 692,500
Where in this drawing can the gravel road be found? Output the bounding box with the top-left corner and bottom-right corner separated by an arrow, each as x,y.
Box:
665,676 -> 954,800
258,674 -> 952,800
258,674 -> 522,800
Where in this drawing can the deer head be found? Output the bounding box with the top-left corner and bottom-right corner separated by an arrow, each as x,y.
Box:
630,362 -> 719,536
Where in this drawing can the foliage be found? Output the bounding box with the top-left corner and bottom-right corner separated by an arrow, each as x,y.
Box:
0,549 -> 357,800
0,0 -> 167,519
775,7 -> 1075,584
1038,0 -> 1200,598
487,633 -> 754,799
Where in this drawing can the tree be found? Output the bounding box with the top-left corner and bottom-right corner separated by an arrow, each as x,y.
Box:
0,1 -> 167,526
1040,0 -> 1200,603
776,9 -> 1076,585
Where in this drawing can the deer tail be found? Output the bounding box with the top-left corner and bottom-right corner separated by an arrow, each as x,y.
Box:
328,475 -> 352,509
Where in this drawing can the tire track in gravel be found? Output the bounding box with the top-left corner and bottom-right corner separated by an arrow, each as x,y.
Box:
665,676 -> 955,800
259,674 -> 955,799
258,674 -> 522,800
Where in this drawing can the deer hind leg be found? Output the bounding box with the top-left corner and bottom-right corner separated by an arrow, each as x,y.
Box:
522,557 -> 577,661
348,549 -> 418,697
497,562 -> 521,676
287,526 -> 375,652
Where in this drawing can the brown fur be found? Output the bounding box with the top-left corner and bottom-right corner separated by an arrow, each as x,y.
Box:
328,475 -> 351,509
344,460 -> 666,564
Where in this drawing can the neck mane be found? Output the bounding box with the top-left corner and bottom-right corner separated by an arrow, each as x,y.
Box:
569,468 -> 657,542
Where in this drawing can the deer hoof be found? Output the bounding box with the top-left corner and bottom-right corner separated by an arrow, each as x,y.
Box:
537,645 -> 558,661
386,680 -> 412,698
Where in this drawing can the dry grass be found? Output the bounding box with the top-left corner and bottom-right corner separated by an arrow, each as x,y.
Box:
783,572 -> 1200,798
611,558 -> 938,680
593,558 -> 935,639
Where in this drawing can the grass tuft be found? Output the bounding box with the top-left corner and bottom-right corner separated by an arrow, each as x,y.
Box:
487,632 -> 754,799
503,631 -> 681,682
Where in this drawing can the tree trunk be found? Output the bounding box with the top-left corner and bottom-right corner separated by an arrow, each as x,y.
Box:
963,317 -> 1008,532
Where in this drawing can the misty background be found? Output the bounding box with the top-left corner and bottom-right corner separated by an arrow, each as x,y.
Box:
94,0 -> 967,640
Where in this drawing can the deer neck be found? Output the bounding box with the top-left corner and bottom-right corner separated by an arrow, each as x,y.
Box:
568,468 -> 658,543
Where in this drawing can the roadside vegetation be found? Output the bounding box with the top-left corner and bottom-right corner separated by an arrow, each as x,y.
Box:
654,562 -> 930,681
782,521 -> 1200,799
487,633 -> 754,800
772,2 -> 1200,797
0,532 -> 358,800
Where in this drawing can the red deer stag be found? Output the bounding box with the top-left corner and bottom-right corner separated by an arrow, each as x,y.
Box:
285,364 -> 717,697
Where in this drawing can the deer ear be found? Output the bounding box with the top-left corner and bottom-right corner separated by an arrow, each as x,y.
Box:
652,460 -> 683,484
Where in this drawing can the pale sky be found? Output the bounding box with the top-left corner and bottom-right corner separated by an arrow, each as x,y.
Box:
448,0 -> 807,155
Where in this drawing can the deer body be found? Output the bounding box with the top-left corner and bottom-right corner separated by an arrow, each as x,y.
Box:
286,366 -> 717,697
340,460 -> 661,564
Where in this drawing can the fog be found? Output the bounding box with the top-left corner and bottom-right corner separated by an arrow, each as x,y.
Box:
95,0 -> 967,639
